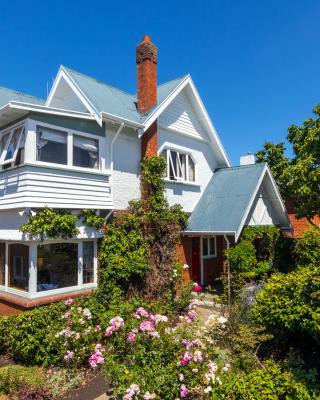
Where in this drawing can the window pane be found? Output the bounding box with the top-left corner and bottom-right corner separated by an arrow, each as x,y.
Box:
8,244 -> 29,291
209,237 -> 215,255
0,132 -> 10,162
83,241 -> 94,284
169,151 -> 177,180
37,243 -> 78,292
179,153 -> 187,180
202,238 -> 208,256
37,127 -> 67,165
73,135 -> 99,169
0,242 -> 5,286
188,157 -> 195,182
4,126 -> 23,163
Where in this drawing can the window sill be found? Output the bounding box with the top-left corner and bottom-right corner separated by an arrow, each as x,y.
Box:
164,178 -> 201,187
0,162 -> 111,176
0,287 -> 96,309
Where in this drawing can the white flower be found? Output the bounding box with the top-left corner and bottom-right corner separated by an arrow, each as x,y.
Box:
217,316 -> 228,325
204,386 -> 212,393
83,308 -> 92,319
183,264 -> 190,269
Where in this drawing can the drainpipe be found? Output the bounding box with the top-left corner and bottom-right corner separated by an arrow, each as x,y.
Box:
107,122 -> 125,205
223,234 -> 231,308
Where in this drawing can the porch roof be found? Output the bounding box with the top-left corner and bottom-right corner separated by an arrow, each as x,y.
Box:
185,163 -> 286,240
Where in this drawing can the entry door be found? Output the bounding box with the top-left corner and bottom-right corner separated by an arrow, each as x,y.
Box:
191,238 -> 201,284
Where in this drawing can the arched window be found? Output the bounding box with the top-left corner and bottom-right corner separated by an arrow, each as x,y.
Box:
161,149 -> 195,183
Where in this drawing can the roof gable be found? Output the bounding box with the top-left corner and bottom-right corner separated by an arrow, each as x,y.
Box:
186,163 -> 290,240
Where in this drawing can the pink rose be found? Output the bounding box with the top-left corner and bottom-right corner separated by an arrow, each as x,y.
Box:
180,384 -> 189,398
64,298 -> 73,306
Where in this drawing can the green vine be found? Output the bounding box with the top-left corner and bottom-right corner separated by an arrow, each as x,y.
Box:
80,209 -> 105,230
20,207 -> 79,240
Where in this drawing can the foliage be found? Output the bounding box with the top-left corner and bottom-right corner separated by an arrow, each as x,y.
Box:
256,104 -> 320,225
224,359 -> 319,400
273,235 -> 297,273
251,264 -> 320,343
15,386 -> 52,400
225,226 -> 280,294
256,141 -> 291,199
0,365 -> 46,395
20,207 -> 79,240
80,209 -> 105,230
295,227 -> 320,266
97,156 -> 188,304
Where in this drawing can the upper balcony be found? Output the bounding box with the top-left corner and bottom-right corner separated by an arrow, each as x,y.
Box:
0,116 -> 113,210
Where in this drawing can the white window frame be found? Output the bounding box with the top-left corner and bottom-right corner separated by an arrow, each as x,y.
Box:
202,236 -> 217,259
0,239 -> 98,299
162,148 -> 196,183
31,120 -> 104,172
0,124 -> 25,166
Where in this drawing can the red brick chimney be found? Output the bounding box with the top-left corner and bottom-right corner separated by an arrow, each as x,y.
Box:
136,36 -> 158,159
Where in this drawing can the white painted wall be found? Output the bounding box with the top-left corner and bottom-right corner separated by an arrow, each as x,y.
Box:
158,127 -> 217,213
111,126 -> 141,210
48,77 -> 89,112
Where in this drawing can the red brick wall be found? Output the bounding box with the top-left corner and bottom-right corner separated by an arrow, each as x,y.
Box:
285,200 -> 320,238
203,236 -> 225,286
136,36 -> 157,115
141,120 -> 158,159
177,236 -> 192,282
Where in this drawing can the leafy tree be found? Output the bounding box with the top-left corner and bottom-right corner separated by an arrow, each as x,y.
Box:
256,104 -> 320,227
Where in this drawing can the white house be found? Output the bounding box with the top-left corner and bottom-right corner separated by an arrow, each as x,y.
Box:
0,36 -> 290,313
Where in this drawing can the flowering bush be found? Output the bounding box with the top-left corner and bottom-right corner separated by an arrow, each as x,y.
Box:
101,304 -> 231,399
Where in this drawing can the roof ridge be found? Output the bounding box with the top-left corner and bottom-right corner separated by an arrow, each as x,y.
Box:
216,163 -> 266,172
0,86 -> 44,101
62,66 -> 136,98
157,75 -> 189,88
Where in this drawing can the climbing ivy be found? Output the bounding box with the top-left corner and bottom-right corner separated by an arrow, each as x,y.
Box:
20,207 -> 79,240
80,209 -> 105,230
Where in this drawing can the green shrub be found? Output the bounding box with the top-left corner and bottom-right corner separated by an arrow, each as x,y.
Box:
251,265 -> 320,342
0,365 -> 45,395
224,359 -> 319,400
295,227 -> 320,266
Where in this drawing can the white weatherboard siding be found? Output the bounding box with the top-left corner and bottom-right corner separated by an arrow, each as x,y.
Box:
158,90 -> 209,141
112,127 -> 141,210
158,128 -> 217,213
0,165 -> 112,210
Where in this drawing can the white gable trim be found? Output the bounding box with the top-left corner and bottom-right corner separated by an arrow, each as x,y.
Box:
141,76 -> 230,168
46,67 -> 102,126
236,165 -> 290,241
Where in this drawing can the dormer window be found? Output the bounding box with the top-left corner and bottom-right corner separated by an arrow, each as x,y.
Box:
161,149 -> 195,183
0,125 -> 25,167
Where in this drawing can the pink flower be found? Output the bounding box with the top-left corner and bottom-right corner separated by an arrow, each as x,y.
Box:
143,392 -> 156,400
64,298 -> 73,306
127,328 -> 138,342
186,309 -> 197,323
139,320 -> 155,332
64,350 -> 74,361
153,314 -> 168,324
134,307 -> 149,319
105,326 -> 116,337
89,350 -> 104,368
193,350 -> 203,363
179,373 -> 184,381
180,384 -> 189,398
62,312 -> 70,319
193,285 -> 202,292
179,351 -> 193,366
95,325 -> 101,332
109,316 -> 124,329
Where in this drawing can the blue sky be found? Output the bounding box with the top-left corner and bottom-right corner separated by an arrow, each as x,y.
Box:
0,0 -> 319,165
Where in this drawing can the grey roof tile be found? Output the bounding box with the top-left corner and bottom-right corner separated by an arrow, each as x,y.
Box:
0,86 -> 44,109
187,163 -> 266,234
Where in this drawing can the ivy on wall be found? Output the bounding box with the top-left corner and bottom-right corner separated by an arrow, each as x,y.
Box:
20,208 -> 79,241
80,209 -> 105,230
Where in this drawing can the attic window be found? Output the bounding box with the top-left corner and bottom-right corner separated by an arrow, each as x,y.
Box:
161,149 -> 195,182
0,125 -> 25,167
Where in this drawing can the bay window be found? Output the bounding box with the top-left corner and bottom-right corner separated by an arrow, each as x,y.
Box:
73,135 -> 99,169
83,241 -> 94,284
161,149 -> 195,182
37,126 -> 68,165
0,125 -> 25,167
37,243 -> 78,292
8,244 -> 29,291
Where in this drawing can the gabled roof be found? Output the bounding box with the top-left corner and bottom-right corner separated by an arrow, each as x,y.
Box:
0,86 -> 44,109
55,66 -> 187,125
186,163 -> 290,240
